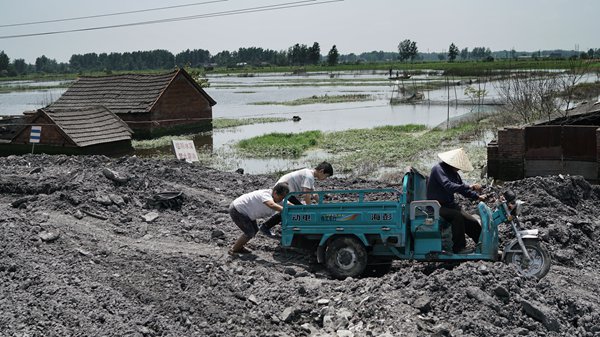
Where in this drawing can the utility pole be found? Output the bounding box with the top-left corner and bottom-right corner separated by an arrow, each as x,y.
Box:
446,76 -> 450,130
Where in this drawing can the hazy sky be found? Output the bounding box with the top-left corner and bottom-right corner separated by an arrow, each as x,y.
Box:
1,0 -> 598,64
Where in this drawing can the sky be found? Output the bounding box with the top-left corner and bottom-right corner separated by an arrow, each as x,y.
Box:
0,0 -> 598,64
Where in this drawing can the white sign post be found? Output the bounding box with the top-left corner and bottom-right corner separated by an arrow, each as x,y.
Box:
29,126 -> 41,154
172,140 -> 199,163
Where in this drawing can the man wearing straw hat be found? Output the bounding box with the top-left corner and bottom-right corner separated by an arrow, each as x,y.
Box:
426,148 -> 486,254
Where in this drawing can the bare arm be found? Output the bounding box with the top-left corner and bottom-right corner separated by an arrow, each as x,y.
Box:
264,200 -> 283,212
302,187 -> 313,205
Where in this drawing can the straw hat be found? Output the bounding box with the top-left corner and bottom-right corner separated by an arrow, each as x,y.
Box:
438,148 -> 474,172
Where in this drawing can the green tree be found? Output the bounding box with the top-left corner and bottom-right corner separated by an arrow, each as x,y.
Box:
0,51 -> 9,73
398,39 -> 418,62
460,47 -> 469,60
35,55 -> 59,73
13,59 -> 27,74
212,50 -> 233,67
448,43 -> 459,62
587,48 -> 595,59
327,45 -> 339,66
289,43 -> 309,65
471,47 -> 491,60
308,42 -> 321,65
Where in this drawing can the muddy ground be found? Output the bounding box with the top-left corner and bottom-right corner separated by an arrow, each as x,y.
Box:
1,155 -> 599,337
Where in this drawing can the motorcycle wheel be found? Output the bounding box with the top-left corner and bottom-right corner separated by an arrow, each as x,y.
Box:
504,239 -> 551,278
325,236 -> 368,279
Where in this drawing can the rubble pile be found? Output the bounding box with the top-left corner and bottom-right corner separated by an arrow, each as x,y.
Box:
1,155 -> 599,337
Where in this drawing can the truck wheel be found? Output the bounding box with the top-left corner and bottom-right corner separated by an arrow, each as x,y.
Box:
325,236 -> 368,279
504,239 -> 551,279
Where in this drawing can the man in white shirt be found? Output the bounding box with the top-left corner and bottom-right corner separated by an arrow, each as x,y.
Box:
259,161 -> 333,237
229,183 -> 290,255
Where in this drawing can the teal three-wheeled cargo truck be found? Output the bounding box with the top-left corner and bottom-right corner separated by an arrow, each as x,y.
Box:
280,168 -> 551,279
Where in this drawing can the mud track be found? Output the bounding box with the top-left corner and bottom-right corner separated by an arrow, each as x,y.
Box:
1,155 -> 599,336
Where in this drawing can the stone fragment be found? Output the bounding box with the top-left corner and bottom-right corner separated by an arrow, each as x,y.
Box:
74,210 -> 84,219
39,231 -> 60,242
280,306 -> 297,322
521,300 -> 560,332
466,286 -> 501,312
413,296 -> 432,313
317,298 -> 330,305
142,212 -> 159,223
108,194 -> 126,207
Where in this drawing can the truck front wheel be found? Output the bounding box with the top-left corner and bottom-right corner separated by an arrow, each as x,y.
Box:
325,236 -> 368,279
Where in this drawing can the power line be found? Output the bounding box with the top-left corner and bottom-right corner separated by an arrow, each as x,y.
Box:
0,0 -> 343,39
0,0 -> 228,28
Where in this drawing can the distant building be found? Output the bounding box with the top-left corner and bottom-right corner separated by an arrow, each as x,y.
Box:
487,100 -> 600,182
2,106 -> 133,156
49,68 -> 216,139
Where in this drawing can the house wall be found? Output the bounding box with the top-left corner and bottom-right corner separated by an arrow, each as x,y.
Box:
119,74 -> 213,139
11,115 -> 74,147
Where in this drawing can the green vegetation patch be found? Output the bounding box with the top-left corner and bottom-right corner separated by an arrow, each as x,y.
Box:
251,94 -> 373,106
236,130 -> 323,158
323,123 -> 480,174
213,117 -> 288,129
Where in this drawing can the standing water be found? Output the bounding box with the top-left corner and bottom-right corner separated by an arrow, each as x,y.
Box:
0,71 -> 491,173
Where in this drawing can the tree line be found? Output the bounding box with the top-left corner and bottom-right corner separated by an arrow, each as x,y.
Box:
0,43 -> 339,76
0,40 -> 598,76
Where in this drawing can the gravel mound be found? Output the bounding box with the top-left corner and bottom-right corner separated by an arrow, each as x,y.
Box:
1,155 -> 599,337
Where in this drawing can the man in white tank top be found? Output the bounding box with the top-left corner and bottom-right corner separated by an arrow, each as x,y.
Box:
228,183 -> 290,255
259,161 -> 333,237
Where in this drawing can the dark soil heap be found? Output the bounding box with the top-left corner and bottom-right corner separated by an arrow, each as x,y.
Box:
1,155 -> 599,337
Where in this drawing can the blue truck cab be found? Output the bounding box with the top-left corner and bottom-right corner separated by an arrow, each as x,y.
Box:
280,167 -> 502,279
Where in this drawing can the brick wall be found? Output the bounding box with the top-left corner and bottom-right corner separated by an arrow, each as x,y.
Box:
597,128 -> 600,180
491,127 -> 525,181
486,139 -> 499,178
11,115 -> 74,147
152,75 -> 212,128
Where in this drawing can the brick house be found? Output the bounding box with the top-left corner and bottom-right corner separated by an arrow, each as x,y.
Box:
4,106 -> 133,155
49,69 -> 216,139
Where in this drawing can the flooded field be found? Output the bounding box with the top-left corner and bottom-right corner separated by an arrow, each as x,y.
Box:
206,71 -> 489,173
1,71 -> 496,173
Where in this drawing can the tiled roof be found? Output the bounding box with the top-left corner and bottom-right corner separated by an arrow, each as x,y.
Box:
49,69 -> 215,114
40,106 -> 132,147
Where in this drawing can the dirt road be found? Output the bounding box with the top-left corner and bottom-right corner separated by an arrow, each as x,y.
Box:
1,155 -> 599,336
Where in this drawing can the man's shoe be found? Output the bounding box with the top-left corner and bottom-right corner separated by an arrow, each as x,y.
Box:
259,224 -> 275,238
455,247 -> 473,254
229,247 -> 252,255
